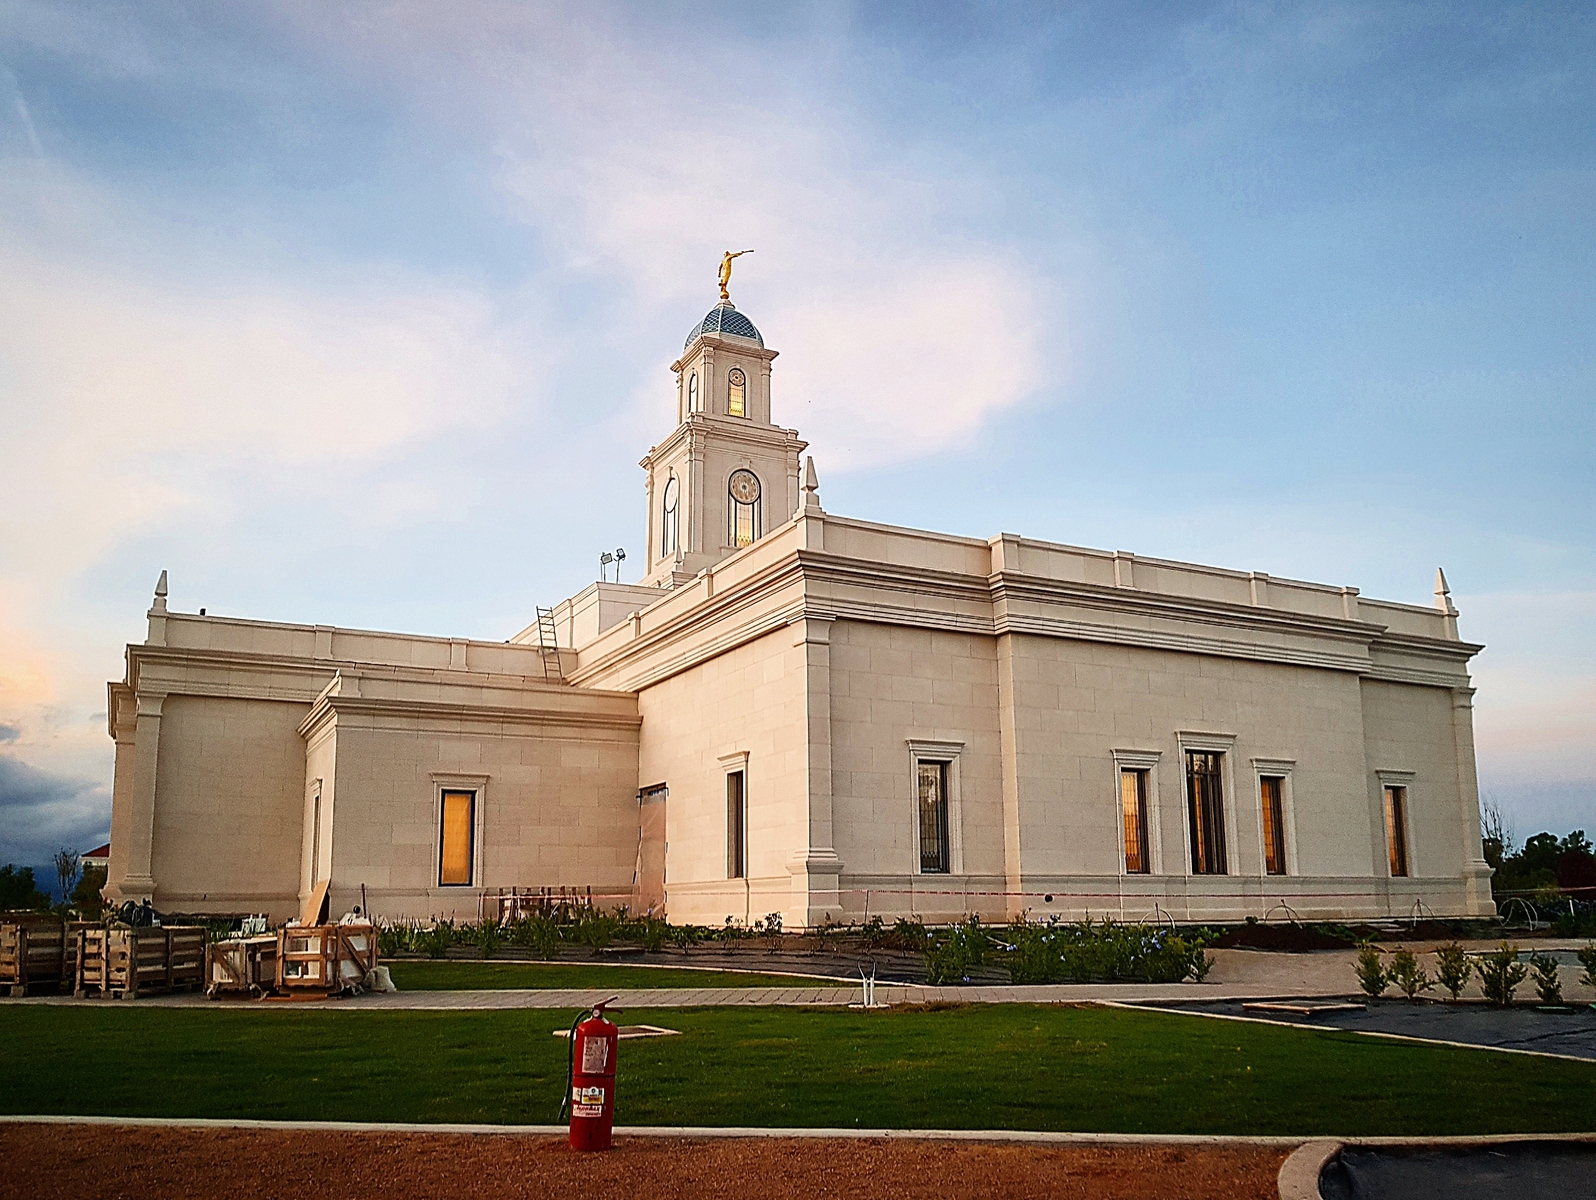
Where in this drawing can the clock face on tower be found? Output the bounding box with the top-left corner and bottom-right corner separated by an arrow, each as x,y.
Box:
728,470 -> 761,504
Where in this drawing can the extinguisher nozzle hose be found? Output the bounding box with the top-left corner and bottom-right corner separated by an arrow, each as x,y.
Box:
557,1007 -> 586,1123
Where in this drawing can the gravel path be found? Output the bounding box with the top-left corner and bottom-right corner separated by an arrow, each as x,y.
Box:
0,1123 -> 1290,1200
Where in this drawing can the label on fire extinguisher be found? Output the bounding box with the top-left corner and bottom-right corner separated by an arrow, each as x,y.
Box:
572,1085 -> 605,1117
580,1037 -> 609,1073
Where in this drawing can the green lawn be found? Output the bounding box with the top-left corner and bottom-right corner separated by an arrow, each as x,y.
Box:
385,960 -> 834,990
4,1004 -> 1593,1135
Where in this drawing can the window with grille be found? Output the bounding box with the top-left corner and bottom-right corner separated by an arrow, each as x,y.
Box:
1186,751 -> 1228,874
726,770 -> 746,879
918,760 -> 950,873
1121,769 -> 1150,874
1384,785 -> 1410,877
728,470 -> 761,547
439,790 -> 475,886
661,474 -> 679,558
1260,776 -> 1287,875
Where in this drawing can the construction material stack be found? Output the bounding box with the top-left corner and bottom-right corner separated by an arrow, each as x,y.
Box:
75,926 -> 207,999
1,915 -> 94,997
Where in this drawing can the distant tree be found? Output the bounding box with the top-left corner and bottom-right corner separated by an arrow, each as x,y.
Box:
1480,795 -> 1513,869
1558,830 -> 1596,893
0,865 -> 51,910
71,865 -> 108,914
53,848 -> 80,904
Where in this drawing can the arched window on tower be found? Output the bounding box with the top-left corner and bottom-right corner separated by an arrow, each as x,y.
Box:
687,372 -> 699,414
727,367 -> 746,418
661,474 -> 679,559
728,470 -> 761,547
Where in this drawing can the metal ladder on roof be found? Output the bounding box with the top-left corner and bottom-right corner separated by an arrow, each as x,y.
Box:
535,607 -> 563,683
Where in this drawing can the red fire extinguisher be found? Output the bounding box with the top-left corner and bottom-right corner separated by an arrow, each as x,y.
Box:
562,998 -> 620,1151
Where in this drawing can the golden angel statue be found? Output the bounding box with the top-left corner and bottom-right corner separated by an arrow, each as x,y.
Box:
718,249 -> 753,301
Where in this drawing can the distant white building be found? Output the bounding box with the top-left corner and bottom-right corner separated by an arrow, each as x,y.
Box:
104,284 -> 1494,927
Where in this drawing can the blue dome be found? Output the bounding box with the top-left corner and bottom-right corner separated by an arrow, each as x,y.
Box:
685,302 -> 763,349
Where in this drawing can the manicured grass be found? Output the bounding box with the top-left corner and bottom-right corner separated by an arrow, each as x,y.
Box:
4,1004 -> 1594,1135
385,960 -> 834,991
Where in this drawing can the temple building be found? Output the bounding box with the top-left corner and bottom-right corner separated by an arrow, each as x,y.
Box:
103,272 -> 1494,928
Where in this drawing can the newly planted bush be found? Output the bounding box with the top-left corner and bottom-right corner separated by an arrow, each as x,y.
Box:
1434,942 -> 1472,1000
470,918 -> 502,957
1355,944 -> 1388,998
1529,953 -> 1564,1006
926,915 -> 989,985
999,917 -> 1212,985
1475,941 -> 1529,1007
1578,942 -> 1596,988
1387,947 -> 1433,1001
418,921 -> 456,959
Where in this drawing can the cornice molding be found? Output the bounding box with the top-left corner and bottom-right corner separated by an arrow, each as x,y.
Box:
296,694 -> 642,741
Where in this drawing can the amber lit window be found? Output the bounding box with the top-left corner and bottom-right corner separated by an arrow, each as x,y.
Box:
1121,769 -> 1150,874
439,790 -> 475,886
728,470 -> 761,547
661,474 -> 679,559
1186,751 -> 1228,875
727,367 -> 746,417
1260,776 -> 1287,876
918,761 -> 950,873
1384,786 -> 1410,877
687,371 -> 700,413
726,770 -> 746,879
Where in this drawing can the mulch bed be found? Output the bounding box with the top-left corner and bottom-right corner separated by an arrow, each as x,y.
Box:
1,1124 -> 1289,1200
1211,924 -> 1356,951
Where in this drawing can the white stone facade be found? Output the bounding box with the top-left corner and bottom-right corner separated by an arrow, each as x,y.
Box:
104,299 -> 1493,926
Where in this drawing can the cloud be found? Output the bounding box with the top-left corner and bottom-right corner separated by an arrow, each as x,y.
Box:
0,724 -> 19,742
0,753 -> 109,870
319,4 -> 1059,470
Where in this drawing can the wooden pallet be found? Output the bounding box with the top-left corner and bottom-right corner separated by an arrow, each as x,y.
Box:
0,918 -> 95,997
76,927 -> 207,999
276,923 -> 377,997
206,935 -> 279,998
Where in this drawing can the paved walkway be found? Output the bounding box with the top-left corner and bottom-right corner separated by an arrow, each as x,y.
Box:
9,947 -> 1590,1010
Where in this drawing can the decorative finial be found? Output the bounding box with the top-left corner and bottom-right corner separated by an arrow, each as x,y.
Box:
718,249 -> 753,302
152,569 -> 169,614
1433,567 -> 1456,615
802,455 -> 821,511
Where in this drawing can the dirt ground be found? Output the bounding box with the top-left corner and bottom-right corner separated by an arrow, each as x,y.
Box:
0,1124 -> 1290,1200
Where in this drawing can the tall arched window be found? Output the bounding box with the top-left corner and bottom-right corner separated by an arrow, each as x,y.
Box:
727,367 -> 746,418
728,470 -> 761,547
661,474 -> 679,559
687,372 -> 699,414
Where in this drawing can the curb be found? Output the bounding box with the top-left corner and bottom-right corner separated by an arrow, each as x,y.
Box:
0,1115 -> 1304,1145
1276,1133 -> 1596,1200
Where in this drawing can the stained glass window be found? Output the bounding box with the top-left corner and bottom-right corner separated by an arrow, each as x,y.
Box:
727,367 -> 746,417
1186,751 -> 1228,874
661,474 -> 679,558
1384,786 -> 1409,877
728,470 -> 761,547
1121,769 -> 1150,874
918,761 -> 950,873
1261,777 -> 1287,875
439,790 -> 474,886
687,371 -> 699,414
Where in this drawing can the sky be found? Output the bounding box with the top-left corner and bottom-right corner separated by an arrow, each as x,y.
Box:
0,1 -> 1592,892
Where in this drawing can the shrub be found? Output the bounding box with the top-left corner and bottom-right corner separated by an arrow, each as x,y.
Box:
1434,942 -> 1472,1000
571,906 -> 621,949
1580,942 -> 1596,988
470,918 -> 502,957
419,921 -> 456,959
1529,953 -> 1564,1005
1354,944 -> 1388,998
998,917 -> 1211,985
1475,941 -> 1528,1007
508,913 -> 562,960
1387,947 -> 1433,1001
887,918 -> 929,951
859,916 -> 887,948
925,915 -> 989,985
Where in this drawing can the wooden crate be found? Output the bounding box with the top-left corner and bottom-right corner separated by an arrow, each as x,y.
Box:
276,923 -> 377,996
1,917 -> 71,996
206,935 -> 278,998
76,927 -> 207,999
